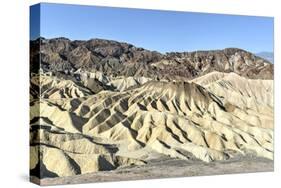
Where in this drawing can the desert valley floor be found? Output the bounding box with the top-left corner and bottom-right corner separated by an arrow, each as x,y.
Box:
32,155 -> 273,185
30,38 -> 274,185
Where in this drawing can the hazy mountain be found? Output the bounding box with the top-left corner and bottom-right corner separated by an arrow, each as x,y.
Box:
256,52 -> 274,63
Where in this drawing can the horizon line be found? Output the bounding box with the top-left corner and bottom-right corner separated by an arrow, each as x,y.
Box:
30,36 -> 273,54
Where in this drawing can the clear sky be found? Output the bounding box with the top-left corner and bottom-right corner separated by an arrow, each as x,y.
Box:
30,3 -> 274,53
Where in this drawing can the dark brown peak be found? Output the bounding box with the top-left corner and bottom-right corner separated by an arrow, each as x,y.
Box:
86,38 -> 130,47
30,37 -> 46,45
71,40 -> 85,44
223,48 -> 248,55
166,48 -> 250,57
222,48 -> 272,63
165,52 -> 183,56
88,38 -> 118,43
188,50 -> 223,57
69,40 -> 86,49
48,37 -> 70,42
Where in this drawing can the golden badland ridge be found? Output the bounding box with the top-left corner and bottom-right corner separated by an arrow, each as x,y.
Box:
30,71 -> 273,178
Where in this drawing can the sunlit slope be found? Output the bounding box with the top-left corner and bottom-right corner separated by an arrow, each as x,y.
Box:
191,71 -> 273,123
30,72 -> 273,178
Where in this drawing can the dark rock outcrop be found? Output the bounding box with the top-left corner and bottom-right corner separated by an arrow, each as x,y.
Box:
30,37 -> 273,80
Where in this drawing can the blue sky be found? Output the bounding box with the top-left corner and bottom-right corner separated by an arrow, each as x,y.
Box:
30,3 -> 274,53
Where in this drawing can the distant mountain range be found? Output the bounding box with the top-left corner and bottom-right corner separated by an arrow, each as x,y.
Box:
256,52 -> 274,63
30,37 -> 273,80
